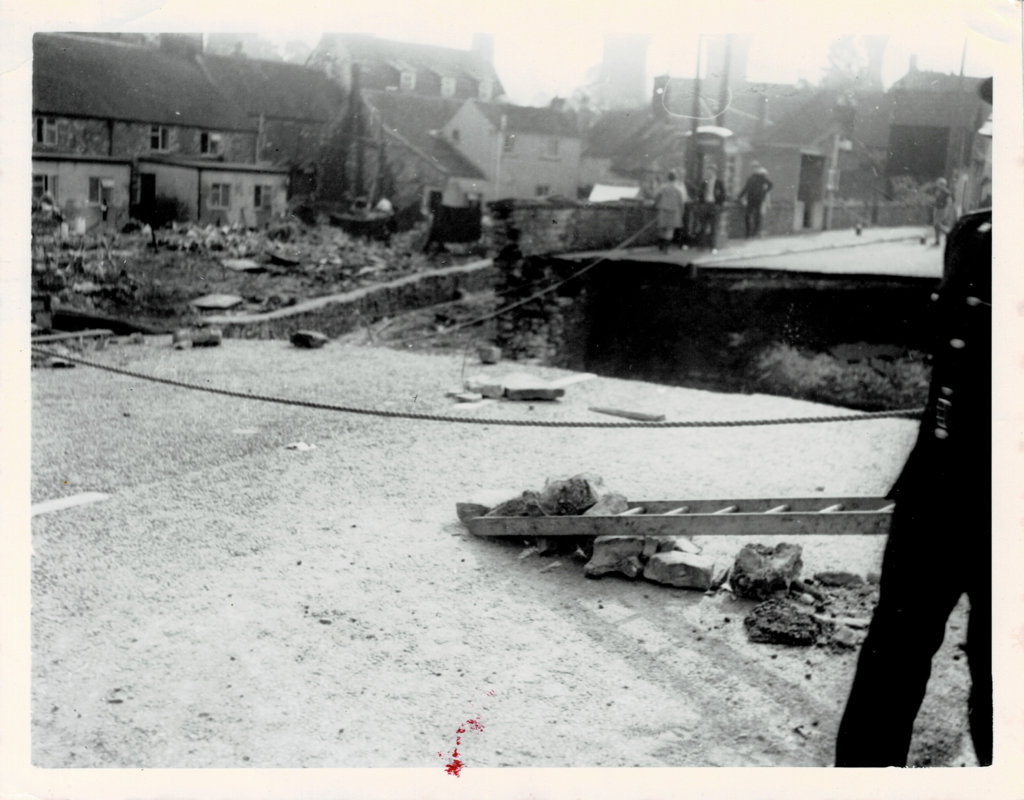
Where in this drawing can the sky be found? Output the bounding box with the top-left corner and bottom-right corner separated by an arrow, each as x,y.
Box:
6,0 -> 1014,106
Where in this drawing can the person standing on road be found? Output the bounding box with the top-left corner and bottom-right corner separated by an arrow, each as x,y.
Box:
654,170 -> 688,253
696,164 -> 727,251
737,162 -> 773,239
931,177 -> 955,246
834,199 -> 992,767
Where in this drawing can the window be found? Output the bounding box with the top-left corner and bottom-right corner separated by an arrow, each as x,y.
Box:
200,132 -> 222,155
535,184 -> 551,197
33,174 -> 58,200
35,117 -> 57,145
478,79 -> 493,101
254,184 -> 273,209
88,177 -> 113,205
209,183 -> 231,209
545,138 -> 560,158
440,76 -> 457,98
503,133 -> 515,153
150,125 -> 169,151
400,70 -> 417,91
451,128 -> 460,143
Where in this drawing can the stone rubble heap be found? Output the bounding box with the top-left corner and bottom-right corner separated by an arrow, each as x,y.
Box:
458,476 -> 879,650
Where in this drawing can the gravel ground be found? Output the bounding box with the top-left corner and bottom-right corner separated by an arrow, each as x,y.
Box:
30,337 -> 975,768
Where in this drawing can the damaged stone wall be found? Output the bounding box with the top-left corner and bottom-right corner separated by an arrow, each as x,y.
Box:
489,198 -> 659,257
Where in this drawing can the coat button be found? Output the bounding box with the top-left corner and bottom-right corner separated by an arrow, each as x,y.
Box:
941,386 -> 953,396
966,296 -> 982,306
950,338 -> 966,349
934,428 -> 949,439
930,292 -> 940,302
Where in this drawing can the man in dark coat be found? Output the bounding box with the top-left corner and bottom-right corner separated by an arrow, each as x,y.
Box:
737,162 -> 773,238
834,202 -> 992,767
695,163 -> 727,250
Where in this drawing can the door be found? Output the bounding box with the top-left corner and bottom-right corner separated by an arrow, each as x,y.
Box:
797,155 -> 825,229
139,173 -> 156,219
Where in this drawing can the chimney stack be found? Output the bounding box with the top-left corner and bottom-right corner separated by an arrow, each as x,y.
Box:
909,54 -> 918,72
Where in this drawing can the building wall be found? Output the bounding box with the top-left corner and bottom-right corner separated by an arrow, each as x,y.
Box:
33,158 -> 132,229
144,162 -> 200,220
441,103 -> 497,181
497,132 -> 582,199
32,115 -> 111,156
198,168 -> 288,225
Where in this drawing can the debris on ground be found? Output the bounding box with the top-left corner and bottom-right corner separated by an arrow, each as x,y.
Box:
813,571 -> 864,587
500,373 -> 565,401
283,442 -> 316,451
643,551 -> 717,589
584,535 -> 645,578
190,293 -> 243,311
290,330 -> 329,349
477,345 -> 502,364
589,406 -> 667,422
744,598 -> 834,646
191,327 -> 223,347
730,543 -> 804,600
463,374 -> 504,399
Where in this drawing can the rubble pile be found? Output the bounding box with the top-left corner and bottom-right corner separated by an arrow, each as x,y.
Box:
457,484 -> 880,650
30,217 -> 439,332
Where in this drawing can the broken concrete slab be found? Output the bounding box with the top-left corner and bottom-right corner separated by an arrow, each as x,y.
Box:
831,626 -> 861,648
463,374 -> 504,399
730,543 -> 804,601
501,373 -> 565,401
643,551 -> 717,590
813,571 -> 864,587
452,391 -> 483,403
654,535 -> 701,555
290,330 -> 329,349
221,258 -> 264,272
190,293 -> 243,310
583,535 -> 645,579
744,598 -> 833,646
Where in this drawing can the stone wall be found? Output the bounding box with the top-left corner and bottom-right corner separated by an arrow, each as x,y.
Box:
489,198 -> 659,257
206,259 -> 498,340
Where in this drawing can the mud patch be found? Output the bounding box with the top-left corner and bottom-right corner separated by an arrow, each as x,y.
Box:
744,598 -> 834,646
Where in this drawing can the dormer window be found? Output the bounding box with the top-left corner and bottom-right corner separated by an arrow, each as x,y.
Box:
35,117 -> 58,145
200,132 -> 222,155
400,70 -> 417,91
441,77 -> 457,97
478,79 -> 493,101
150,125 -> 169,151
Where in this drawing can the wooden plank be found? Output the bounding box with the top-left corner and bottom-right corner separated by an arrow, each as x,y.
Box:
589,406 -> 666,423
466,509 -> 894,539
32,328 -> 114,343
32,492 -> 111,517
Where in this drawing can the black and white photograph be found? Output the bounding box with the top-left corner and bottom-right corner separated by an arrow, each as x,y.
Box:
2,0 -> 1023,797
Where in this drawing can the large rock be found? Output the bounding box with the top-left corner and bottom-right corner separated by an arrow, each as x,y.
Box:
291,330 -> 328,349
813,571 -> 864,587
655,535 -> 701,555
540,473 -> 603,516
744,598 -> 833,646
643,552 -> 717,590
583,492 -> 630,516
583,535 -> 645,579
464,374 -> 504,399
730,543 -> 804,600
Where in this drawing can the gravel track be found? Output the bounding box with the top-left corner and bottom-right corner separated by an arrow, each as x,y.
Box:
30,337 -> 973,768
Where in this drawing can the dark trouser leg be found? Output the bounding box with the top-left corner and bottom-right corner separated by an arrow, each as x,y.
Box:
966,538 -> 992,765
751,204 -> 762,237
835,504 -> 966,767
745,205 -> 756,238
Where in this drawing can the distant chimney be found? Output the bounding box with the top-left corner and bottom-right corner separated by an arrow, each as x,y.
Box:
472,33 -> 494,64
549,97 -> 566,113
909,54 -> 918,72
159,33 -> 203,60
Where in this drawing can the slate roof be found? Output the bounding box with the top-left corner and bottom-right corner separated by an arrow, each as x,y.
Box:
582,108 -> 650,158
33,32 -> 254,131
758,90 -> 890,149
361,89 -> 486,179
201,55 -> 345,123
313,34 -> 504,95
474,101 -> 580,137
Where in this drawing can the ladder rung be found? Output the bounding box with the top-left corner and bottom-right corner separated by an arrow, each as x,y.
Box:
765,504 -> 791,513
662,506 -> 690,515
713,505 -> 739,514
878,504 -> 896,513
820,504 -> 845,513
618,507 -> 645,516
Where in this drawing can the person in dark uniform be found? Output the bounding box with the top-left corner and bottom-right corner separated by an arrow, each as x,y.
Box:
737,162 -> 773,239
834,192 -> 992,764
695,164 -> 727,251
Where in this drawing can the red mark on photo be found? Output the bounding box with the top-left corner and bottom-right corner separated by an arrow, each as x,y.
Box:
438,717 -> 485,776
